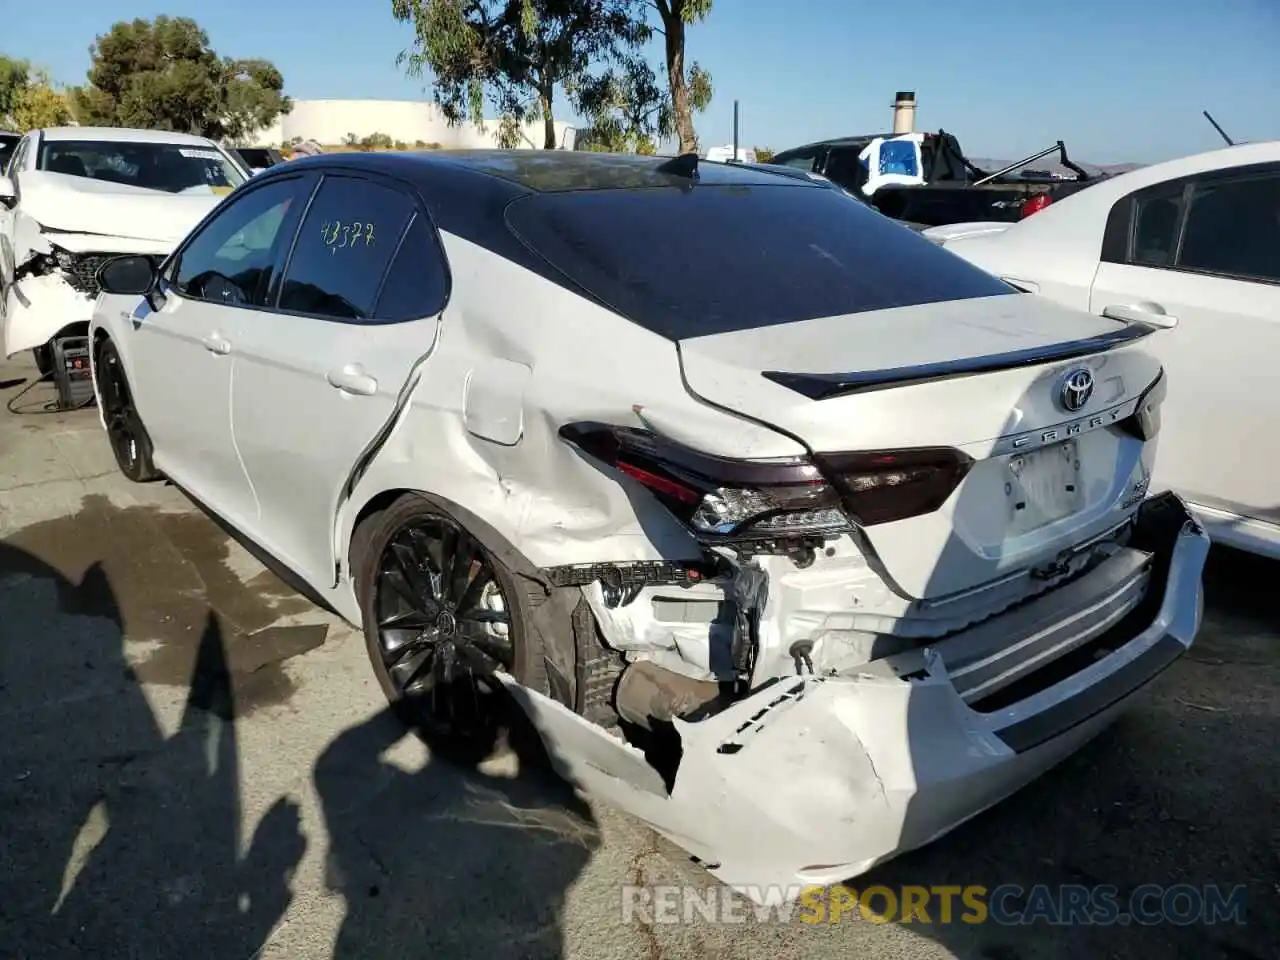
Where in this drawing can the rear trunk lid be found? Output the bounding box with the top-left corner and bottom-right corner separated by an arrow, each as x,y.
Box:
677,295 -> 1163,600
500,178 -> 1163,601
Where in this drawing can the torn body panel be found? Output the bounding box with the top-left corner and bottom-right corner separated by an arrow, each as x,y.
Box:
503,495 -> 1207,901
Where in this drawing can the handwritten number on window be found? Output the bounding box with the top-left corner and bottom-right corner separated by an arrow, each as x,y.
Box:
320,220 -> 376,254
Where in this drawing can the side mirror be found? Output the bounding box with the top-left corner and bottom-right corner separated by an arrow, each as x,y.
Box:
97,255 -> 157,296
0,175 -> 15,208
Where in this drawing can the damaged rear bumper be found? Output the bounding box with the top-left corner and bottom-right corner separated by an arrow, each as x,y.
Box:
502,492 -> 1209,900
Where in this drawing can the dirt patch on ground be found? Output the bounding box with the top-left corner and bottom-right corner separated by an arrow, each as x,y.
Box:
1,494 -> 328,715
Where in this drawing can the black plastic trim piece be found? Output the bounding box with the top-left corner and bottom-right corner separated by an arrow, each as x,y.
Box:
994,634 -> 1185,754
763,323 -> 1156,400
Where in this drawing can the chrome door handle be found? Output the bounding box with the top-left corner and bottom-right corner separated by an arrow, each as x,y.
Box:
326,364 -> 378,396
1102,302 -> 1178,329
202,334 -> 232,355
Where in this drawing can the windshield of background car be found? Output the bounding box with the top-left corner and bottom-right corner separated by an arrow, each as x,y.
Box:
36,140 -> 247,195
504,183 -> 1016,339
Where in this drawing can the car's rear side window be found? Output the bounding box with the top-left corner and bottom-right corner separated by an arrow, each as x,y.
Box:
504,184 -> 1014,339
278,174 -> 415,320
372,213 -> 449,321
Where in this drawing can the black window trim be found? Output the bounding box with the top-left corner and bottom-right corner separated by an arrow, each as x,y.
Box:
162,170 -> 319,312
269,168 -> 453,326
1101,160 -> 1280,288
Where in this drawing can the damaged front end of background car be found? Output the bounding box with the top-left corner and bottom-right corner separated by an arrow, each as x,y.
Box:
1,170 -> 224,367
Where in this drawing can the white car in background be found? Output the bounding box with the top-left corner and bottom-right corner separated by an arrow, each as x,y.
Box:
0,126 -> 248,375
926,141 -> 1280,559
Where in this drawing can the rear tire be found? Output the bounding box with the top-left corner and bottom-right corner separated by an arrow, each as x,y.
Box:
352,495 -> 550,762
96,339 -> 160,483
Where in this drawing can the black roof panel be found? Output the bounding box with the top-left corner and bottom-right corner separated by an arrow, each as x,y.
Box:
280,148 -> 818,193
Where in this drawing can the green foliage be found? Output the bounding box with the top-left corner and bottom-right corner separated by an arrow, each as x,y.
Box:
0,55 -> 31,123
70,17 -> 291,141
753,146 -> 773,162
649,0 -> 714,154
10,71 -> 73,130
576,0 -> 713,154
0,57 -> 72,132
390,0 -> 647,149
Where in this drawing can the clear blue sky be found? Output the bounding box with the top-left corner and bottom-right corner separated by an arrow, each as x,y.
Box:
7,0 -> 1278,163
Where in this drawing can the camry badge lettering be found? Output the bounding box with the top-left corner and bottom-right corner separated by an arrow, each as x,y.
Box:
1058,368 -> 1095,413
1008,407 -> 1123,450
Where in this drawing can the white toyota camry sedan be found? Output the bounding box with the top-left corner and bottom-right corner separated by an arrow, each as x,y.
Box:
926,141 -> 1280,559
88,150 -> 1208,900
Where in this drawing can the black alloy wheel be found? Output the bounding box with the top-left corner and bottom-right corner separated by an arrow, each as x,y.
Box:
368,508 -> 523,748
96,340 -> 158,482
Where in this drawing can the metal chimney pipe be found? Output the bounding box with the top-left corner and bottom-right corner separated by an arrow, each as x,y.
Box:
733,100 -> 739,160
892,91 -> 917,134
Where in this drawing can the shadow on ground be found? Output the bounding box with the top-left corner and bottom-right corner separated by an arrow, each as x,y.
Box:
314,700 -> 599,959
856,543 -> 1279,960
0,500 -> 596,959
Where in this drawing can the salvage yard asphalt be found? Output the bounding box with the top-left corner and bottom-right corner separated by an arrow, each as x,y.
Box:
0,351 -> 1276,960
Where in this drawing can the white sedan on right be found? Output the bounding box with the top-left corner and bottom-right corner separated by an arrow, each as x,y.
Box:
926,141 -> 1280,559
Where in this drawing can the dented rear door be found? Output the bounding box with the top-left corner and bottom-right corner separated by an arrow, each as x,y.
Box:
228,172 -> 445,592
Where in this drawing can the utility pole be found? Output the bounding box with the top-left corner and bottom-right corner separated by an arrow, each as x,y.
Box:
732,100 -> 739,161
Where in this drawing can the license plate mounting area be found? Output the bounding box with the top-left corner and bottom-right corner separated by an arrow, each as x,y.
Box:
1005,439 -> 1083,534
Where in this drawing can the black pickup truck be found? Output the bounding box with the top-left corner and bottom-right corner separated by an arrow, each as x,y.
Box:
768,130 -> 1108,227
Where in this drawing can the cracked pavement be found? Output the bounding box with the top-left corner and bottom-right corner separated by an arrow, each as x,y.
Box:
1,353 -> 1276,959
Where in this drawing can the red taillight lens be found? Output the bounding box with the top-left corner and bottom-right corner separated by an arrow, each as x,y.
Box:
616,461 -> 701,504
559,423 -> 850,540
817,447 -> 974,526
1020,194 -> 1052,218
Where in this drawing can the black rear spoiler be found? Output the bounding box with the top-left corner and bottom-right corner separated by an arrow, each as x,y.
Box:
763,323 -> 1157,400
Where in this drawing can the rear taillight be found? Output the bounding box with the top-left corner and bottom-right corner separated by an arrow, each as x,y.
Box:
560,424 -> 973,540
817,447 -> 974,526
559,423 -> 850,542
1020,194 -> 1052,218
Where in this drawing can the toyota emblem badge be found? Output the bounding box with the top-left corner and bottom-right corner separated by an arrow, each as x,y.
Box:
1058,368 -> 1095,412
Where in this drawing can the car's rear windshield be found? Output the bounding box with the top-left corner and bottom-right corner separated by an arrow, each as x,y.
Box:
37,139 -> 246,195
504,183 -> 1015,339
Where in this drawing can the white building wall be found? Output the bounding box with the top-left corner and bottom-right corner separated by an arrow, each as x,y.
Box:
250,99 -> 574,150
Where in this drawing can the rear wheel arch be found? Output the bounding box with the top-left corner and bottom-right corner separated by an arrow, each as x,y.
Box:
346,487 -> 547,587
346,488 -> 595,715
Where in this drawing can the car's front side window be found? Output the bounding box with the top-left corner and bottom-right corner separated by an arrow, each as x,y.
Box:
173,177 -> 308,307
277,174 -> 417,321
1177,171 -> 1280,283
